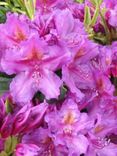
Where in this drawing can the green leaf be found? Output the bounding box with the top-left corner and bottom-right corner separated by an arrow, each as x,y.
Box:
0,2 -> 9,6
90,0 -> 103,6
0,76 -> 11,95
0,6 -> 7,23
0,0 -> 37,19
90,0 -> 96,6
98,0 -> 103,5
75,0 -> 84,3
84,6 -> 91,26
7,136 -> 18,155
0,72 -> 13,94
0,151 -> 7,156
24,0 -> 36,19
11,136 -> 18,152
59,86 -> 67,101
89,6 -> 99,26
4,136 -> 18,155
4,136 -> 12,154
12,0 -> 25,9
5,98 -> 13,114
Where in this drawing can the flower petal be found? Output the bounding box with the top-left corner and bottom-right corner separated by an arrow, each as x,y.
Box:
10,72 -> 37,103
38,70 -> 62,99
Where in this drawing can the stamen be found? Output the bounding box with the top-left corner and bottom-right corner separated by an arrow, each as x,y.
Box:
63,111 -> 75,124
63,127 -> 72,134
32,71 -> 41,88
93,137 -> 110,149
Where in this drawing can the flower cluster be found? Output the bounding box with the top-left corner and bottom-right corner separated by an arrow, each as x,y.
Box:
0,0 -> 117,156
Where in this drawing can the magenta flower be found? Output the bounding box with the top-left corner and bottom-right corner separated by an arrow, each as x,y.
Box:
0,12 -> 37,72
62,40 -> 99,100
22,102 -> 48,132
53,8 -> 86,51
22,128 -> 56,155
22,127 -> 80,156
1,36 -> 64,102
0,13 -> 33,45
85,95 -> 117,156
12,102 -> 48,134
0,114 -> 13,138
45,99 -> 93,155
12,104 -> 31,135
0,100 -> 48,137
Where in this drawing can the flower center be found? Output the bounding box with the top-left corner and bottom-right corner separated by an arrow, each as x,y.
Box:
96,78 -> 104,90
28,46 -> 43,61
94,125 -> 105,134
63,111 -> 75,125
74,48 -> 85,60
14,26 -> 27,42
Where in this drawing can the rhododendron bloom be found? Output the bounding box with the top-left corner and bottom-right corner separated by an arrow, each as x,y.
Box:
53,8 -> 86,51
0,13 -> 32,45
1,36 -> 65,102
62,40 -> 99,100
45,99 -> 93,155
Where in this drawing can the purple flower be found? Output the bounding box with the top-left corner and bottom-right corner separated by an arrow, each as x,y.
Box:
45,99 -> 93,155
22,127 -> 71,155
12,104 -> 31,135
22,102 -> 48,132
53,8 -> 86,50
1,36 -> 64,102
85,95 -> 117,156
12,102 -> 48,134
0,13 -> 33,45
62,39 -> 99,100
